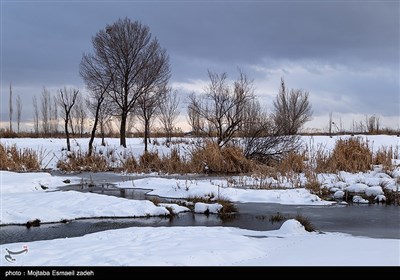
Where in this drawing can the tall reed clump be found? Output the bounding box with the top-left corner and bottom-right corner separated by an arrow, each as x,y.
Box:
190,141 -> 253,174
0,144 -> 40,171
373,146 -> 393,171
318,137 -> 373,173
57,150 -> 109,172
276,150 -> 307,176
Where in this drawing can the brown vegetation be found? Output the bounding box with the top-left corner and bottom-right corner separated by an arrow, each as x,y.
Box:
0,144 -> 40,171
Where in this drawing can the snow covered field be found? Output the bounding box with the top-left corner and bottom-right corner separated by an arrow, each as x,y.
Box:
1,135 -> 399,266
1,220 -> 398,266
1,135 -> 399,170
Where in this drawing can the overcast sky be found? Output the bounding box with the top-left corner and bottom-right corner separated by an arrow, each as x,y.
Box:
1,0 -> 399,131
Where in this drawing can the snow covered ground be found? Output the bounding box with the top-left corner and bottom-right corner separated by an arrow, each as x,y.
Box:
0,170 -> 331,225
1,136 -> 399,266
118,177 -> 333,205
1,135 -> 399,170
1,220 -> 398,266
1,171 -> 168,225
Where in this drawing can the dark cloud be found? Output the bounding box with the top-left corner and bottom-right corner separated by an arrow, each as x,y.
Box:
1,1 -> 399,127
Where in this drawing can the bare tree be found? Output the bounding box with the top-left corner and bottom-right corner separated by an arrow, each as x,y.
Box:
33,96 -> 39,135
40,87 -> 51,134
328,112 -> 333,137
72,94 -> 87,137
85,86 -> 113,155
57,87 -> 79,151
187,93 -> 204,137
52,96 -> 58,134
188,70 -> 253,148
81,17 -> 171,147
159,89 -> 180,143
242,100 -> 300,163
366,114 -> 381,134
9,83 -> 13,132
80,52 -> 115,155
126,112 -> 136,136
273,78 -> 312,135
16,95 -> 22,133
136,86 -> 165,152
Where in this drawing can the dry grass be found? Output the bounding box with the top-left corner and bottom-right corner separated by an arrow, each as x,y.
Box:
317,137 -> 373,173
57,150 -> 109,172
277,151 -> 307,174
161,147 -> 190,174
190,142 -> 253,174
0,144 -> 40,171
295,214 -> 317,232
269,212 -> 288,223
122,156 -> 138,173
373,147 -> 393,171
138,151 -> 162,172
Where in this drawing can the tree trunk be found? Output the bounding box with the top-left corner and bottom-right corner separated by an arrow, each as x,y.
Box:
65,118 -> 71,152
120,113 -> 127,148
88,117 -> 99,157
144,120 -> 149,152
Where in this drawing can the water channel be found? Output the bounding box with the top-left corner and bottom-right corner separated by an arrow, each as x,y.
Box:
1,172 -> 399,244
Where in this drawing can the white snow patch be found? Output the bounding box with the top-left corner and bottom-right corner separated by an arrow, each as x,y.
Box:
346,183 -> 369,193
158,203 -> 190,214
365,186 -> 384,196
275,219 -> 308,235
1,191 -> 169,225
375,195 -> 386,202
194,202 -> 222,214
333,190 -> 345,199
352,195 -> 369,204
0,171 -> 78,193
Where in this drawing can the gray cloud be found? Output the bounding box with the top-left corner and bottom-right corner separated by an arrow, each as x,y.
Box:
1,1 -> 399,128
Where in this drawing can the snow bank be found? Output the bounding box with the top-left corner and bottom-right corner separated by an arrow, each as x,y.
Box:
0,171 -> 77,193
120,178 -> 333,205
275,219 -> 308,235
2,225 -> 399,266
158,203 -> 190,214
1,191 -> 169,225
194,203 -> 222,214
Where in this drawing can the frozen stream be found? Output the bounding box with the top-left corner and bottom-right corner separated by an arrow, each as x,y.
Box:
1,172 -> 399,244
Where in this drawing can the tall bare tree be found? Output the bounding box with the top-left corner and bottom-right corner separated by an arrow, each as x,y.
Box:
80,50 -> 115,156
159,89 -> 180,143
9,83 -> 13,132
57,87 -> 79,151
84,85 -> 113,155
40,87 -> 51,134
52,96 -> 58,133
136,86 -> 165,152
16,95 -> 22,133
188,70 -> 253,148
273,78 -> 312,135
72,94 -> 87,137
33,96 -> 39,135
80,17 -> 171,147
